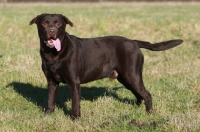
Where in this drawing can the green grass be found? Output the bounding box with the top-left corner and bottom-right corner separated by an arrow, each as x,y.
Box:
0,2 -> 200,131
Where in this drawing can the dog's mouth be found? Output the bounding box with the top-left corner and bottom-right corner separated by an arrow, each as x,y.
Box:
44,38 -> 61,51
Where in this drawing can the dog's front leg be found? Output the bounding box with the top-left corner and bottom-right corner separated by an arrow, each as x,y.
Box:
45,81 -> 59,115
69,82 -> 81,119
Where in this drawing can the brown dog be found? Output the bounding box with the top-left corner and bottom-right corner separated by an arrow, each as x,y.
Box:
30,13 -> 183,119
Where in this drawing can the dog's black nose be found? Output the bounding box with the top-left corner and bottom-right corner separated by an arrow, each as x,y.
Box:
49,29 -> 55,35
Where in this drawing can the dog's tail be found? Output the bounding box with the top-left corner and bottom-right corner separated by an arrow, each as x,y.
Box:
135,39 -> 183,51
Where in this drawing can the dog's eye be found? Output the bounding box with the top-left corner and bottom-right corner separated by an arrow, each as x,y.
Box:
42,23 -> 48,27
55,23 -> 61,27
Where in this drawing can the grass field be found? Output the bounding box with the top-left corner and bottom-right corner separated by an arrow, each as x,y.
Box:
0,2 -> 200,131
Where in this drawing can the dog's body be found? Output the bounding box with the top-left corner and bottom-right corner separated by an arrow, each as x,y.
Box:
30,14 -> 183,119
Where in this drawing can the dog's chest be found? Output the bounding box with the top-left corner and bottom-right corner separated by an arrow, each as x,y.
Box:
46,62 -> 66,83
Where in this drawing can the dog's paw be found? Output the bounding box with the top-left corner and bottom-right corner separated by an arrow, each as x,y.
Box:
44,108 -> 54,115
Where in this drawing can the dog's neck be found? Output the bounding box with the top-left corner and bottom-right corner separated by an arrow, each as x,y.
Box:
40,43 -> 57,64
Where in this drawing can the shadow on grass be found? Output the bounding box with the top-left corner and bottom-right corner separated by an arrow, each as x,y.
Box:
7,82 -> 137,116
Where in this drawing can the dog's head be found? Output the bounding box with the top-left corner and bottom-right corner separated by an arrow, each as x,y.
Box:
30,13 -> 73,45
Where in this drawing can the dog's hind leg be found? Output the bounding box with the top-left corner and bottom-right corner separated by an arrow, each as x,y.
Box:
117,74 -> 152,114
118,52 -> 152,113
124,74 -> 152,114
117,75 -> 143,106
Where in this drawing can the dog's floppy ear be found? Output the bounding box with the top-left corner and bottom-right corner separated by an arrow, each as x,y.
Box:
29,14 -> 47,25
59,14 -> 73,27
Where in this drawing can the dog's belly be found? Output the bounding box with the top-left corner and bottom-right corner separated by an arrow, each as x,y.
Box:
80,64 -> 116,84
80,73 -> 108,84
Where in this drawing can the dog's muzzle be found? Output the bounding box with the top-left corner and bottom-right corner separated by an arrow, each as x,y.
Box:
47,27 -> 57,39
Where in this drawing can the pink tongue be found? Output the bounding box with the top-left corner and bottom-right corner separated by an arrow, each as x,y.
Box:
53,38 -> 61,51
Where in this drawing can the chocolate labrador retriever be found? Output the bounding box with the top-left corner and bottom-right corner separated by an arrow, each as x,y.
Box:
30,13 -> 183,119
